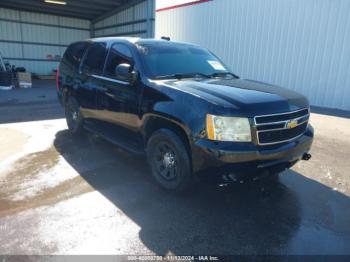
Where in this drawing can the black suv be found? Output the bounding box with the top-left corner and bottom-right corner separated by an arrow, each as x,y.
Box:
57,37 -> 313,191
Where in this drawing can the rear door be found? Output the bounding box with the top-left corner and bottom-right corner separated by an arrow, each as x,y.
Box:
76,42 -> 107,120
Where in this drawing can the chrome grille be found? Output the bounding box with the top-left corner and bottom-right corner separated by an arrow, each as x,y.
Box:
254,108 -> 310,145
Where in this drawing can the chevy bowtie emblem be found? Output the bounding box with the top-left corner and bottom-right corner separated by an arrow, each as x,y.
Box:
286,119 -> 298,129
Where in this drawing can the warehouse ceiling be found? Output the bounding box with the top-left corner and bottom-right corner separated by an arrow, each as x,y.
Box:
0,0 -> 134,20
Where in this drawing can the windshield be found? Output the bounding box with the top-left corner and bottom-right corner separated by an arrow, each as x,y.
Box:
136,42 -> 232,79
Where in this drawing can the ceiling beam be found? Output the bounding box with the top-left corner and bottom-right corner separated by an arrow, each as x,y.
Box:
0,3 -> 93,20
0,0 -> 134,21
64,1 -> 113,12
75,0 -> 123,6
92,0 -> 145,23
3,0 -> 102,15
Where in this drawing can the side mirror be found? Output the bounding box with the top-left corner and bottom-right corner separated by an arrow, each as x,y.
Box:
115,63 -> 135,83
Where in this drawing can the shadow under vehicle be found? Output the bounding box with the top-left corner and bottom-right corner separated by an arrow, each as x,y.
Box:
54,130 -> 350,255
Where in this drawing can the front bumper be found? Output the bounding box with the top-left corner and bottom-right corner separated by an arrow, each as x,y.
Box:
192,125 -> 314,177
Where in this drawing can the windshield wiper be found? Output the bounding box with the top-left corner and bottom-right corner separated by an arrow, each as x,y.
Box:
209,72 -> 239,79
155,72 -> 211,80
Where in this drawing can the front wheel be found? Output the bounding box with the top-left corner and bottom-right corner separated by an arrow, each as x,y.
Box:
146,129 -> 193,192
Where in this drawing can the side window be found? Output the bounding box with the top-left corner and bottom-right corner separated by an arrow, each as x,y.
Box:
62,42 -> 88,69
81,42 -> 107,75
104,43 -> 133,79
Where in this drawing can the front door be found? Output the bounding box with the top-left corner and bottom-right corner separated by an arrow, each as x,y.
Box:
95,43 -> 142,146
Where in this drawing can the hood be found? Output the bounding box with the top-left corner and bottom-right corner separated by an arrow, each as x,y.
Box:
162,78 -> 309,116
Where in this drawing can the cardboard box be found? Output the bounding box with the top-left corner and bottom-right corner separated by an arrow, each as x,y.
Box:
17,72 -> 32,88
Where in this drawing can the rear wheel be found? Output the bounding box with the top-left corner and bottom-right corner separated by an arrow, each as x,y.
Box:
65,96 -> 84,135
146,129 -> 192,192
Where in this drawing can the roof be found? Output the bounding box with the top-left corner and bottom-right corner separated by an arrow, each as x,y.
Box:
88,37 -> 201,48
90,37 -> 141,44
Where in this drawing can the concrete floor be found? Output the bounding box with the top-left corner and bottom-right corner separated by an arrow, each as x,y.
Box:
0,82 -> 350,255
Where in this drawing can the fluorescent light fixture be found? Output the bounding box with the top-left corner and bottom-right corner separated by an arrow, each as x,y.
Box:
44,0 -> 67,5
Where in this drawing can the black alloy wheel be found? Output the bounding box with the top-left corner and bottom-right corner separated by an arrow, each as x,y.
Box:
147,129 -> 192,192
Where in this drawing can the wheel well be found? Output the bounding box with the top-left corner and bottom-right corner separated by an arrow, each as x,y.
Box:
144,118 -> 192,158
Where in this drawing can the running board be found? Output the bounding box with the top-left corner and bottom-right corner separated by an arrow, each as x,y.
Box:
84,121 -> 145,155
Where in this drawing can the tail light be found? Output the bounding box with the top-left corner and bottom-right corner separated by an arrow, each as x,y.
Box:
55,67 -> 60,91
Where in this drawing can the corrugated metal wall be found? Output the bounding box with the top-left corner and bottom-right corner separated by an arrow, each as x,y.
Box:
0,2 -> 155,75
0,8 -> 90,74
155,0 -> 350,111
93,0 -> 155,38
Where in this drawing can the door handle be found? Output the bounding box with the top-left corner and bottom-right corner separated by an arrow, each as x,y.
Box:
100,87 -> 116,99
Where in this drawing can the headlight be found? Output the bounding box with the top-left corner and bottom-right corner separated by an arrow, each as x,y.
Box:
206,114 -> 252,142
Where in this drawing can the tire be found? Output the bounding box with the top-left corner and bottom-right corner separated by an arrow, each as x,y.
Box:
146,129 -> 193,192
65,96 -> 84,135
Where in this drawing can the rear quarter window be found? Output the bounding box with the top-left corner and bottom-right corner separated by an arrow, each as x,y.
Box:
62,42 -> 89,70
80,42 -> 107,75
